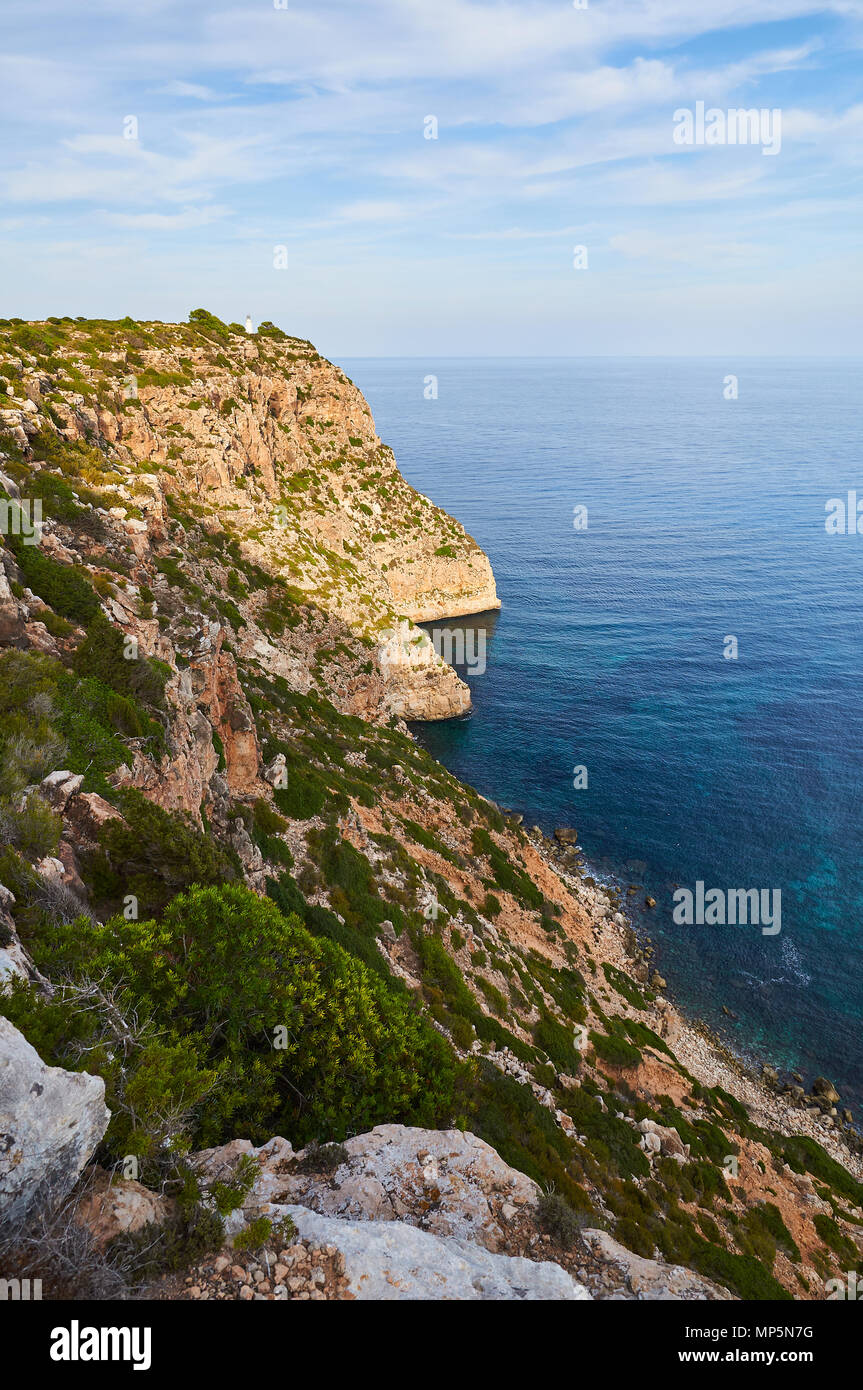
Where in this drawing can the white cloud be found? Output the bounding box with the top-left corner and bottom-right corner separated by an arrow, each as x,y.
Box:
158,80 -> 221,100
104,204 -> 233,230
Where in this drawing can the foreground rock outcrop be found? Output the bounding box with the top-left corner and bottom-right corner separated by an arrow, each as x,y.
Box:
191,1123 -> 589,1300
283,1206 -> 590,1300
0,886 -> 31,990
0,1019 -> 109,1226
196,1125 -> 539,1253
580,1229 -> 733,1302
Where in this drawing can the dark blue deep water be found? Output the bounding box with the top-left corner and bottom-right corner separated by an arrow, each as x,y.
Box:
341,358 -> 863,1112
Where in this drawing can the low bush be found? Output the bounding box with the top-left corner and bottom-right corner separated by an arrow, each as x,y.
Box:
590,1030 -> 642,1069
537,1191 -> 587,1246
533,1011 -> 582,1074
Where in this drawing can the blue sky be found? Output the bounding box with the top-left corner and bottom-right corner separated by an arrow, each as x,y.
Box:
1,0 -> 862,355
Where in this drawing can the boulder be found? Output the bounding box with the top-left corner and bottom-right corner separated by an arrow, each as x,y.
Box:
0,1019 -> 109,1225
554,827 -> 578,845
639,1130 -> 662,1155
637,1118 -> 689,1161
39,771 -> 84,814
62,792 -> 124,850
272,1205 -> 590,1300
76,1169 -> 172,1250
0,886 -> 30,990
34,856 -> 66,884
811,1077 -> 841,1106
262,753 -> 287,788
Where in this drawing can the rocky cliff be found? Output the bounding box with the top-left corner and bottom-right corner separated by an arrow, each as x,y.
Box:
1,313 -> 862,1305
0,311 -> 498,724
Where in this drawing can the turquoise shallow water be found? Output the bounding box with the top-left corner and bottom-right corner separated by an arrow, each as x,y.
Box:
341,357 -> 863,1111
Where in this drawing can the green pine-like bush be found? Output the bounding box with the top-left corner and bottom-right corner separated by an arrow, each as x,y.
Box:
2,883 -> 457,1155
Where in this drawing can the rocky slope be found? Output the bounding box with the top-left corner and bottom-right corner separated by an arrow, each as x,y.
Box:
1,312 -> 862,1304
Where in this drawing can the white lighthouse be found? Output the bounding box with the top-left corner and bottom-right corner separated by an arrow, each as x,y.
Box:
245,315 -> 254,334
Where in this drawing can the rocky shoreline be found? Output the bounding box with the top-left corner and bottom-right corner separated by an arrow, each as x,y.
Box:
526,819 -> 863,1177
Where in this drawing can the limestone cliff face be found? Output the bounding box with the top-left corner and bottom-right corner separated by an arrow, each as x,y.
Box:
0,315 -> 499,720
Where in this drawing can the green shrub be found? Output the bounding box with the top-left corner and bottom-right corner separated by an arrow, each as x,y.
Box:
616,1216 -> 655,1258
813,1213 -> 858,1264
107,1206 -> 224,1286
267,871 -> 399,985
273,769 -> 328,819
692,1243 -> 791,1301
0,794 -> 61,861
188,308 -> 230,340
38,608 -> 74,639
5,883 -> 458,1153
5,535 -> 99,623
460,1062 -> 592,1213
233,1215 -> 296,1252
307,826 -> 402,935
533,1012 -> 582,1074
86,789 -> 241,917
72,610 -> 168,712
293,1142 -> 349,1176
0,648 -> 146,802
565,1086 -> 649,1180
249,798 -> 292,866
602,963 -> 648,1009
779,1135 -> 863,1209
590,1031 -> 642,1069
476,975 -> 508,1016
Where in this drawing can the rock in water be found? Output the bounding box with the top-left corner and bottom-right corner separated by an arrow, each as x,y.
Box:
811,1076 -> 841,1105
0,1018 -> 109,1225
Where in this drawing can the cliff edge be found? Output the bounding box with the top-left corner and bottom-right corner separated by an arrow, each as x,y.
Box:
0,311 -> 499,721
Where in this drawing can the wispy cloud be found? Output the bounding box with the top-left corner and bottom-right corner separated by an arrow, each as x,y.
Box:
0,0 -> 861,353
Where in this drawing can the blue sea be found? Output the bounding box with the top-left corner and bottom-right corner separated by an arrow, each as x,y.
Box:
342,358 -> 863,1114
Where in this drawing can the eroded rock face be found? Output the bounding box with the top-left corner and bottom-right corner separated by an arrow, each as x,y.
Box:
384,550 -> 499,625
275,1206 -> 589,1301
195,1124 -> 539,1253
0,556 -> 25,644
581,1229 -> 733,1301
377,624 -> 471,721
0,1019 -> 110,1226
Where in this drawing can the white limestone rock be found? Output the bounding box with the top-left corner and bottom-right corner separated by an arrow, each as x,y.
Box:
0,1018 -> 109,1225
276,1204 -> 590,1301
197,1124 -> 541,1253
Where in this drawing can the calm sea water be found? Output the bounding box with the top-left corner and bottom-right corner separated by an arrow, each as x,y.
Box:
341,358 -> 863,1113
